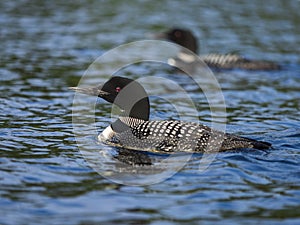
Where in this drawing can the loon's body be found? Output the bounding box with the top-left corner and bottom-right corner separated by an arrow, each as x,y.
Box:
70,76 -> 271,153
158,28 -> 280,71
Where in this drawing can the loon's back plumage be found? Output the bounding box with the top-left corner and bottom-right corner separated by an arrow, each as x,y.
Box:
201,53 -> 280,70
99,117 -> 271,153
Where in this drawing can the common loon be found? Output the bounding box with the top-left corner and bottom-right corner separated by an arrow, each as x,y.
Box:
157,28 -> 281,70
70,76 -> 271,152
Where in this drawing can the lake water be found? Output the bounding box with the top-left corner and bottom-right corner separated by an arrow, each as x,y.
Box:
1,0 -> 300,224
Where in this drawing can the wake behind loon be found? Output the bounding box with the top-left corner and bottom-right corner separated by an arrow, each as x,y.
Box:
70,76 -> 271,153
157,28 -> 281,71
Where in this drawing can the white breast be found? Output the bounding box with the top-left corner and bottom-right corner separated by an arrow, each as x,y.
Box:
98,125 -> 115,142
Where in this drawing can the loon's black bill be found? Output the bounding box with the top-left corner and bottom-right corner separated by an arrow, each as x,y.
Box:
69,86 -> 109,97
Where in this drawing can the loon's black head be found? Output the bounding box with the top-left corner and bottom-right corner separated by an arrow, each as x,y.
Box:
160,28 -> 198,54
70,76 -> 150,120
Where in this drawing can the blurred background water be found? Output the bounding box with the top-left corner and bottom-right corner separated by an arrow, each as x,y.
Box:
1,0 -> 300,224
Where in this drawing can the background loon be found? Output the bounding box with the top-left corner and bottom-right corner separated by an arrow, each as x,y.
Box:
157,28 -> 281,70
70,76 -> 271,153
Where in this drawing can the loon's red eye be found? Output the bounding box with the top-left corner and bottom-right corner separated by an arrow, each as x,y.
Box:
174,31 -> 182,38
115,87 -> 121,93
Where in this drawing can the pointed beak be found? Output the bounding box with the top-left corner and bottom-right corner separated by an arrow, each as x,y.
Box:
69,86 -> 109,97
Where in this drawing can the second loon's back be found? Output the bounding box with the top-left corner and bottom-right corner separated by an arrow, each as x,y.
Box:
201,53 -> 280,70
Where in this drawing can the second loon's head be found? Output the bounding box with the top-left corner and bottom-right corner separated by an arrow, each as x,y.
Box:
158,28 -> 198,54
70,76 -> 150,121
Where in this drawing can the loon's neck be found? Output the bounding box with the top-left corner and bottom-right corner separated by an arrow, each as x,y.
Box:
126,97 -> 150,121
111,97 -> 150,133
111,116 -> 146,133
111,119 -> 129,133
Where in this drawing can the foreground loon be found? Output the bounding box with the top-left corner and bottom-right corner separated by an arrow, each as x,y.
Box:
158,28 -> 281,70
70,76 -> 271,152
